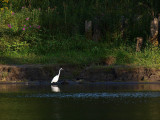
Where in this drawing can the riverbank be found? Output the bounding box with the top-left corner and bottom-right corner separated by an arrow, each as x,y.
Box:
1,64 -> 160,83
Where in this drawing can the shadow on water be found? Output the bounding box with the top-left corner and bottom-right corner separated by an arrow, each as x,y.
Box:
1,83 -> 160,98
2,83 -> 160,92
1,83 -> 160,120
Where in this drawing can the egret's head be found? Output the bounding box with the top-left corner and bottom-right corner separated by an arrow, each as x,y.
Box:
60,68 -> 63,71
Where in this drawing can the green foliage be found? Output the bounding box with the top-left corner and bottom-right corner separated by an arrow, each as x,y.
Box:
0,0 -> 9,8
7,0 -> 155,40
0,0 -> 160,66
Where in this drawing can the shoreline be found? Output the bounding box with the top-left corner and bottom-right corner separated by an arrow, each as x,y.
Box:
1,81 -> 160,85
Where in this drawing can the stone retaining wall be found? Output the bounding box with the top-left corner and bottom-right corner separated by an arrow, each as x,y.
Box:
0,64 -> 160,82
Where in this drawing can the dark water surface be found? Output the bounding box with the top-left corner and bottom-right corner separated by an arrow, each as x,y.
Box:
1,83 -> 160,120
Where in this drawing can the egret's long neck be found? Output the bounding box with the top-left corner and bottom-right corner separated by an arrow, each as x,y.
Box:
58,69 -> 61,76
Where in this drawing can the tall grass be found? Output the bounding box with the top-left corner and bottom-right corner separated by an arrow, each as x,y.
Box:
8,0 -> 154,39
0,0 -> 160,66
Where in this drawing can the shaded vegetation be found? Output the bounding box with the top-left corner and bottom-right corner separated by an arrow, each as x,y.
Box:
0,0 -> 160,66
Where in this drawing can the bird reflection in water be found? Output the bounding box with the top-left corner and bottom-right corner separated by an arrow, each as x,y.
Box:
51,85 -> 60,92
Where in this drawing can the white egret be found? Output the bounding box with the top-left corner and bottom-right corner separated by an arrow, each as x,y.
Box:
51,68 -> 63,84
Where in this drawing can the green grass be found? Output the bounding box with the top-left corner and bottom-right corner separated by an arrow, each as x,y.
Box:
1,41 -> 160,68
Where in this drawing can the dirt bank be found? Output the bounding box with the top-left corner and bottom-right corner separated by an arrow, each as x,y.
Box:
0,64 -> 160,83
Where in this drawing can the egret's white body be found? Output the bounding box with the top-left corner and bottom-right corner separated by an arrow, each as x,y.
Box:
51,68 -> 63,83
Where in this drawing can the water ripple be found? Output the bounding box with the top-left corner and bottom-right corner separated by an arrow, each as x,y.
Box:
22,92 -> 160,98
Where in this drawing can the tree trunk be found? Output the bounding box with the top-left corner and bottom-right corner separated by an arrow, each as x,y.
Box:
158,14 -> 160,46
136,37 -> 143,52
85,20 -> 92,40
92,17 -> 101,42
150,17 -> 158,46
